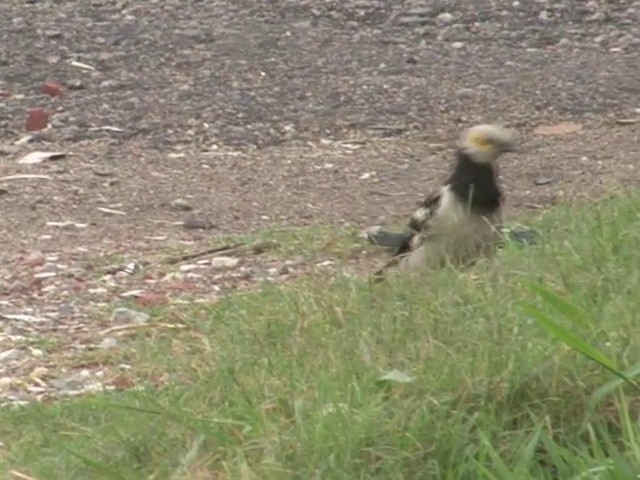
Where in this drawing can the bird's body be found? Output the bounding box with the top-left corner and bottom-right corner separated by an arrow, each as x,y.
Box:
374,124 -> 516,280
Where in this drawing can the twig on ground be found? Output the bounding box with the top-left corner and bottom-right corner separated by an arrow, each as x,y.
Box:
99,322 -> 186,336
164,243 -> 246,265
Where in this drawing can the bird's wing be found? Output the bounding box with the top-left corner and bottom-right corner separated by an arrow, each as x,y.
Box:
407,189 -> 444,233
373,187 -> 445,280
394,187 -> 445,256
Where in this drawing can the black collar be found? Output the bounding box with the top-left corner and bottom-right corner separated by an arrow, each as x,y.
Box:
446,149 -> 502,213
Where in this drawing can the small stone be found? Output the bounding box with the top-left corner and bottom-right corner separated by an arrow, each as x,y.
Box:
44,30 -> 63,38
33,271 -> 57,279
284,255 -> 306,267
0,349 -> 22,362
556,38 -> 571,48
93,168 -> 115,177
538,10 -> 550,20
49,116 -> 66,128
456,88 -> 475,99
395,15 -> 430,27
316,260 -> 335,268
436,12 -> 454,23
183,217 -> 216,230
58,303 -> 74,318
594,34 -> 607,45
451,41 -> 464,49
61,126 -> 84,141
170,198 -> 193,211
30,348 -> 45,358
99,337 -> 118,349
279,264 -> 290,275
110,307 -> 150,325
534,177 -> 556,186
179,264 -> 200,272
51,369 -> 101,392
210,256 -> 240,269
66,79 -> 85,90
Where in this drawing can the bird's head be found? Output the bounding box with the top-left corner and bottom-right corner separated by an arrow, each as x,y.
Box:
460,124 -> 517,164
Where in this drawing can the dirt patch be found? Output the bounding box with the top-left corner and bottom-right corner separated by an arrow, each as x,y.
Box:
0,0 -> 639,402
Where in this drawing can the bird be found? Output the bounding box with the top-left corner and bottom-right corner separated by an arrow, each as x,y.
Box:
373,123 -> 517,280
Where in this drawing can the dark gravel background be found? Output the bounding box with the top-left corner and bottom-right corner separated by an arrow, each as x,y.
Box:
1,0 -> 639,239
1,0 -> 639,148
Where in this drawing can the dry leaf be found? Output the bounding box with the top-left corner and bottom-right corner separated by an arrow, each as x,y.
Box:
615,118 -> 640,125
18,151 -> 66,165
0,174 -> 51,181
533,122 -> 582,136
68,60 -> 96,70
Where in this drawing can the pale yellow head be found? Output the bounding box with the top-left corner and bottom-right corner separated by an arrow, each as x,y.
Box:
460,124 -> 517,164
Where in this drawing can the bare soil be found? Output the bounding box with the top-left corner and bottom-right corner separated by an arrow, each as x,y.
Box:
0,0 -> 639,401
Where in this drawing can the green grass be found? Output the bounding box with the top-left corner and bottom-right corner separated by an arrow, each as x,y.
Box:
3,194 -> 640,479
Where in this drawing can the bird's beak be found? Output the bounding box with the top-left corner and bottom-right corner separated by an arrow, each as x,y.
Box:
502,144 -> 520,153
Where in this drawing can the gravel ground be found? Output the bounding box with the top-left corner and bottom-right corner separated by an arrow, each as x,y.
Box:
0,0 -> 639,401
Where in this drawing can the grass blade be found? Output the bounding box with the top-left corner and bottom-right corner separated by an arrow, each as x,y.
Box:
520,304 -> 640,390
63,448 -> 126,480
522,283 -> 592,328
588,362 -> 640,409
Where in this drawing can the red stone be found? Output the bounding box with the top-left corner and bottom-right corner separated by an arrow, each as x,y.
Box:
42,82 -> 63,97
26,109 -> 49,131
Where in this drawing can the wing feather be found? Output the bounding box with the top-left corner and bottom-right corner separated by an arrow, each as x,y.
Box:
373,187 -> 445,279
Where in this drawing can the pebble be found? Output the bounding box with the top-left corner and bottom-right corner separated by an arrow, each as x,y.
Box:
210,256 -> 240,269
51,369 -> 102,393
99,337 -> 118,349
110,307 -> 150,325
436,12 -> 454,24
451,42 -> 464,49
183,217 -> 217,230
0,348 -> 22,362
66,79 -> 85,90
44,30 -> 63,39
456,88 -> 476,99
395,15 -> 430,27
179,264 -> 200,272
34,271 -> 57,279
170,198 -> 193,211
